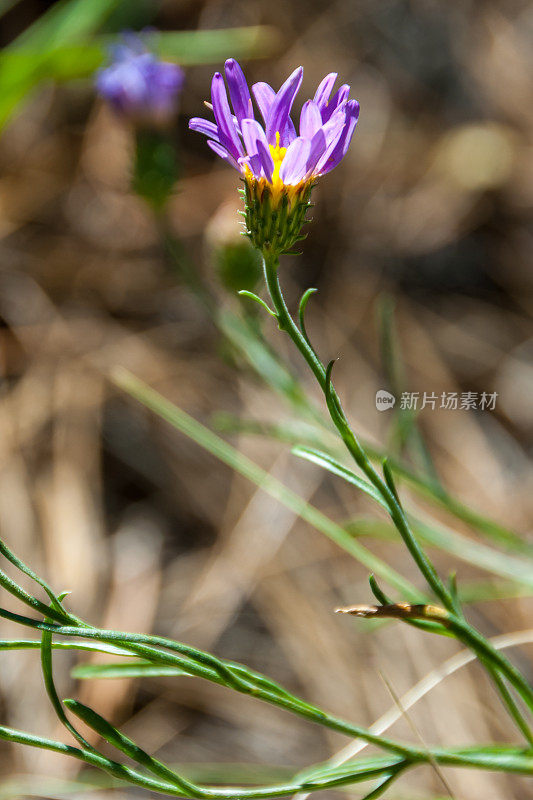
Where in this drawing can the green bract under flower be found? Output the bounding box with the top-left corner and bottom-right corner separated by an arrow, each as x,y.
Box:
242,176 -> 314,255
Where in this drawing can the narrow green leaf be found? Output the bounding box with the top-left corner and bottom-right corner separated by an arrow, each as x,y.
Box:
368,574 -> 390,605
293,446 -> 388,510
412,517 -> 533,591
72,662 -> 188,680
477,655 -> 533,746
40,629 -> 94,750
0,538 -> 71,619
382,458 -> 401,506
65,699 -> 207,796
298,287 -> 317,350
288,448 -> 533,590
0,563 -> 71,626
295,754 -> 404,786
238,290 -> 278,318
432,746 -> 533,774
0,722 -> 184,795
0,638 -> 134,656
363,444 -> 533,556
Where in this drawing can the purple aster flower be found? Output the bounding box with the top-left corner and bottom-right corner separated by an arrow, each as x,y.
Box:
96,34 -> 184,124
189,59 -> 359,199
189,60 -> 359,254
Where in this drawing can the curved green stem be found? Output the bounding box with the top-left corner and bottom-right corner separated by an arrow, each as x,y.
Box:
445,613 -> 533,717
0,722 -> 531,799
40,628 -> 95,751
478,655 -> 533,746
0,606 -> 419,759
261,249 -> 533,727
262,250 -> 453,610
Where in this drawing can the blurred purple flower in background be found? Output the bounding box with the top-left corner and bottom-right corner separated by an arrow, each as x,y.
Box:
189,58 -> 359,202
96,34 -> 184,124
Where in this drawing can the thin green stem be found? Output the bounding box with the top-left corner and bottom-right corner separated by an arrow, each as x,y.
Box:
0,568 -> 71,626
444,614 -> 533,716
262,250 -> 453,609
0,723 -> 187,796
65,699 -> 206,797
261,249 -> 533,727
0,606 -> 420,759
40,628 -> 95,751
0,722 -> 531,798
479,656 -> 533,747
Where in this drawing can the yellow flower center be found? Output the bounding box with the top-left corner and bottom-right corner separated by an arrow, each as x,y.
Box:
244,131 -> 310,209
269,131 -> 287,193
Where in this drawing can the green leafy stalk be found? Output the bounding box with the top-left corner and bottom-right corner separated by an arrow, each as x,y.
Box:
113,363 -> 533,740
40,628 -> 95,751
261,249 -> 453,610
260,247 -> 533,736
1,720 -> 532,795
64,699 -> 205,796
0,607 -> 418,758
1,541 -> 532,794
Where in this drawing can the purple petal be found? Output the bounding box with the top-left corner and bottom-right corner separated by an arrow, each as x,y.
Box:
239,154 -> 262,178
299,100 -> 322,140
322,84 -> 350,122
211,72 -> 243,159
313,72 -> 337,110
253,82 -> 295,145
305,128 -> 327,177
241,119 -> 274,181
189,117 -> 220,141
279,137 -> 311,185
207,139 -> 240,171
311,111 -> 346,174
322,108 -> 348,147
304,104 -> 349,178
266,66 -> 303,145
241,118 -> 268,157
225,58 -> 254,124
252,82 -> 276,124
318,99 -> 360,174
256,139 -> 274,181
281,116 -> 297,146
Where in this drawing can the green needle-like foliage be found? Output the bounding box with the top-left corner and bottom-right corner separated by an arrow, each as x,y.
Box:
0,531 -> 532,796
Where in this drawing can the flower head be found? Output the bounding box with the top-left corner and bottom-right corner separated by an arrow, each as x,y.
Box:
189,59 -> 359,253
96,33 -> 184,124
